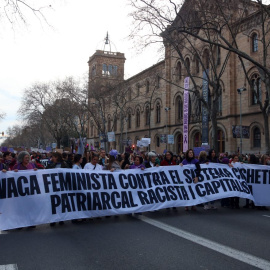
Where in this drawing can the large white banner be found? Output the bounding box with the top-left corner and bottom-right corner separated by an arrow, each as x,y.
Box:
0,163 -> 266,230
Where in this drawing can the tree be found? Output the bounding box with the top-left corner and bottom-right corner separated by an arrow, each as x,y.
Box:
18,78 -> 89,148
1,0 -> 52,30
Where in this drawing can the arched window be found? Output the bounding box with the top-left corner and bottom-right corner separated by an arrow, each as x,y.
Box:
113,116 -> 117,132
156,102 -> 161,123
175,62 -> 181,81
102,64 -> 107,75
136,109 -> 140,127
156,75 -> 160,88
251,74 -> 262,105
176,96 -> 183,122
194,132 -> 202,147
252,33 -> 258,52
146,80 -> 150,93
177,134 -> 183,154
217,130 -> 225,153
253,127 -> 261,148
185,58 -> 190,76
203,49 -> 210,69
128,111 -> 132,129
145,105 -> 150,125
108,65 -> 113,76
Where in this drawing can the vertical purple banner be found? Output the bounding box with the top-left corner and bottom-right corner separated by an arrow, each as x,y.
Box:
183,77 -> 189,152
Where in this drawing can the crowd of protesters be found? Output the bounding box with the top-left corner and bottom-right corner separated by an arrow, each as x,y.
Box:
0,147 -> 268,228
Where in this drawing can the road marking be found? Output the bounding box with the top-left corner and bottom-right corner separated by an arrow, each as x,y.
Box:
263,215 -> 270,218
136,215 -> 270,270
0,265 -> 18,270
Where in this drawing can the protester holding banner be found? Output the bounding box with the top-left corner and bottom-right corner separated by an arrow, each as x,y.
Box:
99,149 -> 109,168
46,152 -> 69,169
13,151 -> 37,171
129,156 -> 145,170
230,155 -> 241,209
208,149 -> 219,163
161,151 -> 176,166
0,152 -> 7,172
121,152 -> 131,169
84,153 -> 103,171
72,154 -> 83,169
104,150 -> 122,172
145,152 -> 159,168
180,149 -> 200,211
2,151 -> 16,170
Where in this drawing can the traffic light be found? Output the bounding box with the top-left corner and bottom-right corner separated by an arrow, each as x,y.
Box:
131,144 -> 135,150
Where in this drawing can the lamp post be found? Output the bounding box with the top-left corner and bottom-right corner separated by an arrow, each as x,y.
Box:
237,87 -> 246,155
165,107 -> 171,150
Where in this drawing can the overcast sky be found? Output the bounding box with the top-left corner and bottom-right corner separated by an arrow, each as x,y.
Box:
0,0 -> 161,137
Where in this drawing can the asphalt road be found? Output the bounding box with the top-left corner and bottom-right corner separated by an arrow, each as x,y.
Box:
0,199 -> 270,270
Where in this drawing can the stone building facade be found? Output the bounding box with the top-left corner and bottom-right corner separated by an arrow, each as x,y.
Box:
87,1 -> 268,155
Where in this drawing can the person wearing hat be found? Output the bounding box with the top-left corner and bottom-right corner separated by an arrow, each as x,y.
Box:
145,152 -> 159,168
13,151 -> 37,171
106,149 -> 122,172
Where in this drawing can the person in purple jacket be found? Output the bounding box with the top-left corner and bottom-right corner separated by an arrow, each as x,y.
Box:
129,156 -> 145,170
180,149 -> 200,211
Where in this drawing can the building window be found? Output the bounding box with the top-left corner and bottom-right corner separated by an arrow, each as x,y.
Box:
175,62 -> 181,81
193,132 -> 202,148
252,33 -> 258,52
136,109 -> 140,127
146,80 -> 150,93
156,75 -> 160,88
102,64 -> 107,75
113,116 -> 117,132
156,102 -> 161,123
203,49 -> 210,69
217,130 -> 225,153
253,127 -> 261,148
176,96 -> 183,121
145,105 -> 150,125
108,65 -> 113,75
177,134 -> 183,154
185,58 -> 190,76
251,75 -> 261,105
128,111 -> 131,129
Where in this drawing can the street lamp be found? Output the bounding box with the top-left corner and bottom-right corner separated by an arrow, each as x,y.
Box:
237,87 -> 246,155
165,107 -> 171,150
